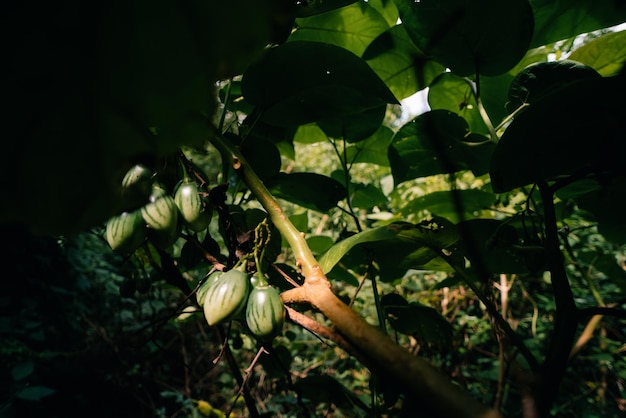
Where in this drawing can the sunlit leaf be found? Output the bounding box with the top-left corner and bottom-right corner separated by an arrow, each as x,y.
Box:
290,1 -> 390,56
364,25 -> 445,100
567,30 -> 626,77
345,126 -> 394,166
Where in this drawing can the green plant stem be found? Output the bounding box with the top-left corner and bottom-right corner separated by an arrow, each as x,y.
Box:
208,130 -> 502,418
536,181 -> 579,416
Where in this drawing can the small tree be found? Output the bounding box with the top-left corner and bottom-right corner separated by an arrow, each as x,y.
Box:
3,1 -> 626,417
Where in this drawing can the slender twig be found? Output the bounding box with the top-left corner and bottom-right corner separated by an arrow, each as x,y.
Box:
535,180 -> 579,416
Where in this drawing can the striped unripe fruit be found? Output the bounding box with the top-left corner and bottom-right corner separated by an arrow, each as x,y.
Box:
174,180 -> 211,232
203,268 -> 250,326
196,271 -> 222,307
105,210 -> 146,254
141,183 -> 179,248
245,285 -> 286,340
141,184 -> 178,230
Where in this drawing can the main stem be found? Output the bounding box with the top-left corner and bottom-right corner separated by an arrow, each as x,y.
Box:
209,132 -> 501,418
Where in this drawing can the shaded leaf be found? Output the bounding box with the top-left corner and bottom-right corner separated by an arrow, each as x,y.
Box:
382,294 -> 453,348
351,183 -> 388,209
397,189 -> 496,223
389,110 -> 495,185
506,60 -> 600,113
394,0 -> 534,76
266,172 -> 347,212
295,375 -> 371,412
241,41 -> 398,127
428,73 -> 490,136
530,0 -> 626,48
16,386 -> 56,401
490,75 -> 626,193
456,219 -> 532,274
318,104 -> 387,142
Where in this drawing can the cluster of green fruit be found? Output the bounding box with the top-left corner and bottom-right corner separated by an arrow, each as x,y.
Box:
197,265 -> 286,341
105,163 -> 212,255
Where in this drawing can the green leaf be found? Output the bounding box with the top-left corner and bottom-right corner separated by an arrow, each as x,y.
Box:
397,189 -> 496,223
295,0 -> 359,18
16,386 -> 56,401
382,294 -> 453,348
364,25 -> 445,100
388,110 -> 495,185
240,137 -> 282,182
307,235 -> 336,255
319,224 -> 401,273
290,1 -> 391,57
568,30 -> 626,77
529,0 -> 626,48
394,0 -> 534,76
318,104 -> 387,142
490,75 -> 626,193
427,73 -> 490,136
345,125 -> 394,166
505,60 -> 600,113
295,375 -> 371,412
319,218 -> 460,276
241,41 -> 398,127
574,176 -> 626,245
351,183 -> 388,209
266,172 -> 347,212
455,219 -> 532,274
293,123 -> 329,144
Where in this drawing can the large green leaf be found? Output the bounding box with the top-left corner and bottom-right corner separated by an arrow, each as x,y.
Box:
345,126 -> 395,166
266,172 -> 347,212
295,0 -> 359,18
529,0 -> 626,48
388,110 -> 495,185
396,189 -> 496,223
427,73 -> 490,136
241,41 -> 398,127
364,25 -> 445,100
290,1 -> 391,56
394,0 -> 534,76
317,104 -> 387,142
568,30 -> 626,77
490,74 -> 626,193
382,294 -> 453,349
319,218 -> 460,276
505,60 -> 600,113
455,218 -> 534,274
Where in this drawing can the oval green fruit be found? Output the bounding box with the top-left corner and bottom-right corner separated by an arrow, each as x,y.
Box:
105,210 -> 147,254
174,180 -> 211,232
203,268 -> 250,326
196,270 -> 222,307
141,184 -> 178,231
245,285 -> 285,340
